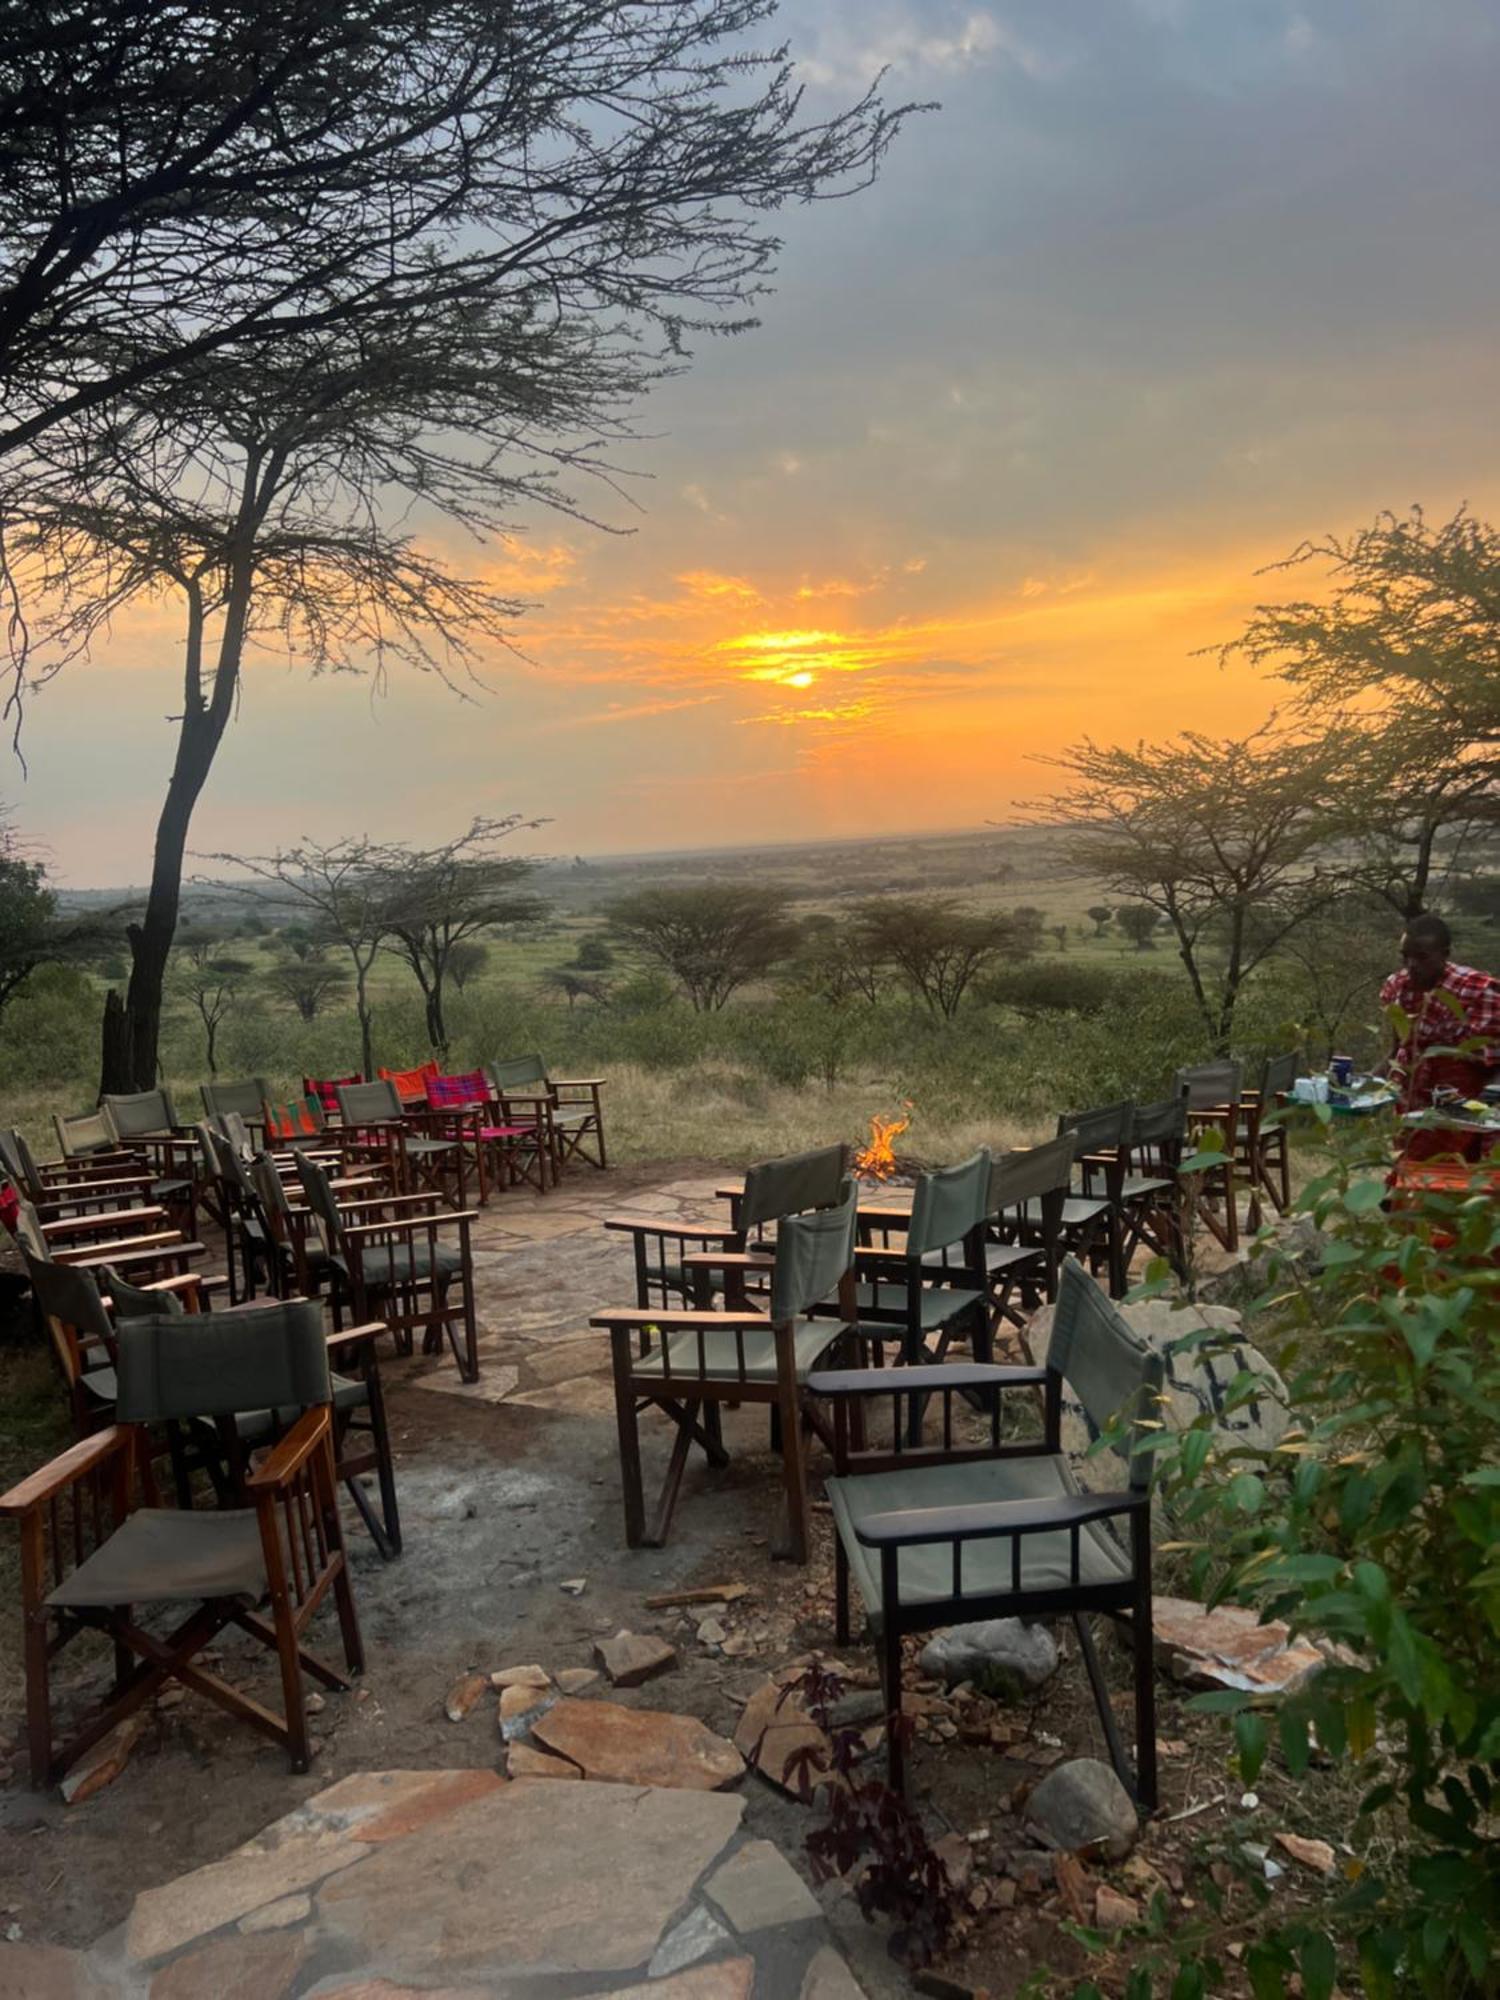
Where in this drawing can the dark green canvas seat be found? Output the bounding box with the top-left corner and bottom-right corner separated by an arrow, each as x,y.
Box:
47,1507 -> 266,1608
856,1280 -> 985,1329
830,1453 -> 1130,1622
812,1257 -> 1163,1804
853,1152 -> 991,1417
338,1237 -> 463,1289
633,1317 -> 842,1385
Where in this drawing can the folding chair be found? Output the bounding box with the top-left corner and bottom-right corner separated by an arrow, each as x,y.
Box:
296,1153 -> 480,1383
1052,1102 -> 1132,1296
2,1299 -> 365,1788
197,1124 -> 274,1302
975,1134 -> 1076,1343
51,1108 -> 138,1166
605,1143 -> 850,1310
813,1257 -> 1163,1803
10,1195 -> 202,1281
1239,1051 -> 1299,1226
1,1127 -> 155,1220
200,1076 -> 273,1128
1119,1097 -> 1188,1279
335,1080 -> 465,1204
483,1059 -> 557,1191
1174,1061 -> 1245,1252
854,1150 -> 993,1367
592,1180 -> 862,1563
491,1053 -> 607,1173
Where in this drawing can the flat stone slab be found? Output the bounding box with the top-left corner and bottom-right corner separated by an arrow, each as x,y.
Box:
1154,1594 -> 1325,1695
705,1839 -> 822,1932
532,1699 -> 744,1791
596,1629 -> 678,1687
733,1677 -> 830,1797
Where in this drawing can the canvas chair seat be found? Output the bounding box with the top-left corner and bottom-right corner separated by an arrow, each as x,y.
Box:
47,1506 -> 266,1609
923,1241 -> 1038,1277
1119,1172 -> 1173,1200
1022,1194 -> 1111,1230
339,1240 -> 463,1290
404,1136 -> 458,1160
633,1315 -> 846,1386
829,1452 -> 1130,1627
856,1280 -> 984,1328
81,1365 -> 117,1406
233,1373 -> 368,1446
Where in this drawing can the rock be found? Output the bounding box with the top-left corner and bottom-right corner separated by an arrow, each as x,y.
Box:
238,1892 -> 313,1933
530,1699 -> 743,1791
920,1619 -> 1059,1696
499,1683 -> 549,1724
1024,1759 -> 1139,1861
60,1714 -> 146,1805
644,1583 -> 750,1609
704,1839 -> 821,1931
826,1690 -> 886,1732
1275,1830 -> 1337,1876
1154,1595 -> 1325,1697
444,1674 -> 490,1723
595,1631 -> 678,1688
994,1877 -> 1017,1910
647,1904 -> 734,1976
720,1635 -> 756,1658
556,1667 -> 600,1695
1198,1216 -> 1322,1306
507,1742 -> 578,1780
1029,1296 -> 1291,1505
800,1945 -> 866,1999
933,1833 -> 973,1893
1094,1885 -> 1140,1931
731,1678 -> 831,1799
491,1665 -> 551,1692
697,1618 -> 728,1646
559,1577 -> 587,1596
1052,1851 -> 1092,1923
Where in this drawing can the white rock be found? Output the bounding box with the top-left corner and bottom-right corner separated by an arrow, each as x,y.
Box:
920,1620 -> 1058,1696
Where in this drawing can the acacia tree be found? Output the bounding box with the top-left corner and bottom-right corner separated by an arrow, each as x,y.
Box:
609,884 -> 797,1011
0,3 -> 915,458
265,958 -> 351,1023
1224,505 -> 1500,917
206,837 -> 392,1076
2,5 -> 915,1091
1038,727 -> 1345,1052
1116,904 -> 1160,950
376,817 -> 544,1054
170,935 -> 252,1073
0,813 -> 61,1019
852,896 -> 1022,1020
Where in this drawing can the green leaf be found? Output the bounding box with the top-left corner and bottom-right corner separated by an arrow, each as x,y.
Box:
1228,1471 -> 1266,1514
1170,1965 -> 1207,2000
1299,1932 -> 1337,2000
1279,1705 -> 1312,1776
1247,1939 -> 1290,2000
1344,1177 -> 1388,1214
1235,1708 -> 1268,1783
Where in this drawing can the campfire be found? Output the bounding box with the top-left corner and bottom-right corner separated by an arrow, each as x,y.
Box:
854,1110 -> 911,1182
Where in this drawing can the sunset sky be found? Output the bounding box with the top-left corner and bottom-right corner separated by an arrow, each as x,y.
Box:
18,0 -> 1500,884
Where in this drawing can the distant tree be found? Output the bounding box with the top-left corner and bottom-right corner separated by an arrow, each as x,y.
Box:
171,936 -> 252,1072
608,884 -> 797,1011
265,958 -> 351,1024
377,818 -> 544,1054
1047,924 -> 1069,952
786,920 -> 882,1007
1086,904 -> 1114,937
272,925 -> 325,963
853,896 -> 1024,1020
1039,727 -> 1344,1051
540,967 -> 610,1010
205,838 -> 391,1075
0,820 -> 59,1020
1116,905 -> 1160,951
1010,905 -> 1047,952
447,941 -> 490,993
572,936 -> 615,972
1450,875 -> 1500,926
1271,895 -> 1396,1063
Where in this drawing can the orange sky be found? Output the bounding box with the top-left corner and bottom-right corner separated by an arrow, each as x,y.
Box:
14,0 -> 1500,882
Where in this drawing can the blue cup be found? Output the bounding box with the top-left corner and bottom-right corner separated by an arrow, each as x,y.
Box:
1330,1055 -> 1354,1087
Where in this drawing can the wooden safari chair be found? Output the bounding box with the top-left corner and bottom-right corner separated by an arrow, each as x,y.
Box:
1051,1101 -> 1131,1296
1118,1096 -> 1188,1280
296,1153 -> 480,1382
2,1299 -> 365,1789
10,1194 -> 204,1284
200,1076 -> 272,1129
592,1179 -> 862,1563
103,1264 -> 402,1561
854,1150 -> 993,1368
606,1143 -> 850,1311
100,1089 -> 200,1227
335,1080 -> 465,1205
490,1053 -> 607,1174
974,1134 -> 1077,1343
51,1108 -> 139,1167
1174,1061 -> 1244,1253
812,1257 -> 1164,1803
1,1127 -> 155,1220
1239,1051 -> 1299,1228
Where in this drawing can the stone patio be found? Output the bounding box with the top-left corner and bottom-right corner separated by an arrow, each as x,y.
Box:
17,1767 -> 863,1996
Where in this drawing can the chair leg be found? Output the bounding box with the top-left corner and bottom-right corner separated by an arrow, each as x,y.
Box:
879,1548 -> 905,1795
365,1373 -> 402,1558
612,1348 -> 647,1547
834,1537 -> 851,1646
19,1520 -> 56,1788
774,1384 -> 811,1564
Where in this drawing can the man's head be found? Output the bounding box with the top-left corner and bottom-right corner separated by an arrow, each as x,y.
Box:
1400,913 -> 1452,991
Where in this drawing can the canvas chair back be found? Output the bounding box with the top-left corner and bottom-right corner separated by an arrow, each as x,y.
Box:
739,1143 -> 850,1234
336,1079 -> 403,1126
1,1128 -> 45,1203
21,1249 -> 114,1387
13,1200 -> 49,1260
98,1266 -> 184,1319
101,1089 -> 178,1140
1057,1101 -> 1132,1156
1174,1060 -> 1243,1110
199,1123 -> 257,1206
251,1151 -> 295,1227
1048,1259 -> 1163,1492
295,1152 -> 346,1259
53,1110 -> 116,1159
488,1054 -> 548,1094
207,1110 -> 253,1161
262,1095 -> 327,1143
115,1299 -> 330,1424
907,1149 -> 992,1259
769,1179 -> 859,1323
986,1133 -> 1077,1215
1258,1050 -> 1300,1100
200,1077 -> 270,1122
1129,1096 -> 1187,1149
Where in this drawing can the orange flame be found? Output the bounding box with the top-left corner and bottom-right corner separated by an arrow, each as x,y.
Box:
855,1110 -> 911,1181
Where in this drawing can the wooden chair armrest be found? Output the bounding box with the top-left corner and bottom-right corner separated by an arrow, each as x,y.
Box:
341,1212 -> 476,1240
810,1363 -> 1046,1397
42,1205 -> 166,1238
552,1079 -> 604,1093
42,1173 -> 153,1198
53,1234 -> 198,1268
854,1487 -> 1148,1549
857,1203 -> 912,1226
326,1321 -> 394,1357
602,1217 -> 738,1242
336,1191 -> 445,1213
679,1250 -> 775,1271
591,1306 -> 770,1331
0,1427 -> 129,1515
854,1244 -> 908,1266
246,1407 -> 331,1490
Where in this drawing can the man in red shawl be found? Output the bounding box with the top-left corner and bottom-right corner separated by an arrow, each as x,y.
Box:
1380,913 -> 1500,1162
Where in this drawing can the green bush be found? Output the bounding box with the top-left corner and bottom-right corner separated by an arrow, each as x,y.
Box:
1146,1116 -> 1500,1997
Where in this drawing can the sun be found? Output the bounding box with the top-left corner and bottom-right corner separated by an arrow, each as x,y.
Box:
784,670 -> 816,689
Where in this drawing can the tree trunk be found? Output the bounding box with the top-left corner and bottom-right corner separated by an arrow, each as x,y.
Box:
99,540 -> 257,1094
355,962 -> 375,1078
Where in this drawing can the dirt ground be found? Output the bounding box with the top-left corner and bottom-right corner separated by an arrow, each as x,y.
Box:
0,1160 -> 1348,1998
